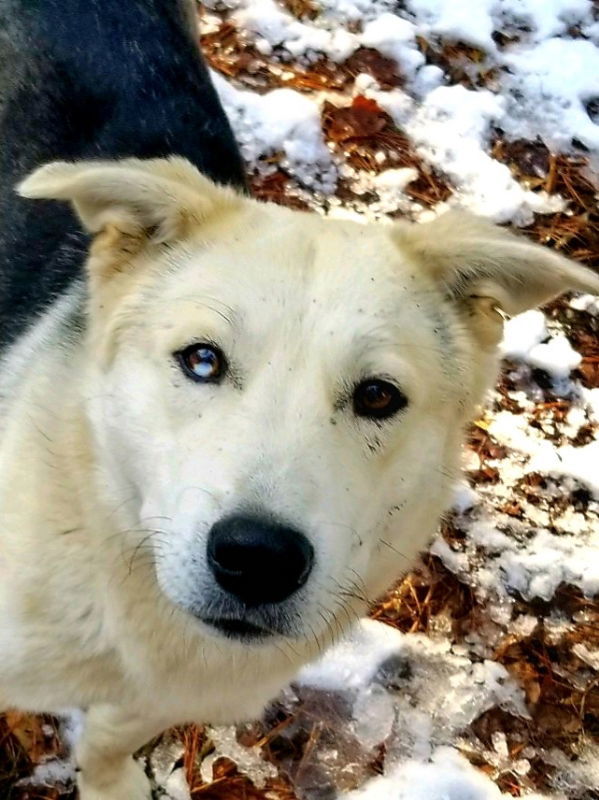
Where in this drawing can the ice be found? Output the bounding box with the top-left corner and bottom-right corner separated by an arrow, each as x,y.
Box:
201,725 -> 277,789
149,737 -> 190,799
265,620 -> 530,798
572,642 -> 599,670
299,620 -> 528,741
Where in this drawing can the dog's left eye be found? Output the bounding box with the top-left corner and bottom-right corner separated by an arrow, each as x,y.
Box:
353,379 -> 408,420
176,344 -> 226,383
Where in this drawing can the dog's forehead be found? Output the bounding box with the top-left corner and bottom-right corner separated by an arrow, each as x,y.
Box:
164,214 -> 435,331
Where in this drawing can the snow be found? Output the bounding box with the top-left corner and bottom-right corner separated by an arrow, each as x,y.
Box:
488,409 -> 599,498
360,14 -> 425,74
500,309 -> 583,391
20,2 -> 599,798
399,84 -> 562,222
498,527 -> 599,600
210,70 -> 336,191
405,0 -> 497,51
526,335 -> 582,380
319,0 -> 401,24
405,0 -> 595,49
232,0 -> 358,61
340,748 -> 507,799
298,617 -> 408,691
500,310 -> 547,361
174,1 -> 599,794
20,711 -> 84,792
570,293 -> 599,315
502,37 -> 599,152
200,726 -> 277,788
452,481 -> 480,514
296,620 -> 532,799
211,0 -> 599,222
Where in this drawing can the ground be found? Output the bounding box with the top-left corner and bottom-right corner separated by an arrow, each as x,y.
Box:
1,1 -> 598,798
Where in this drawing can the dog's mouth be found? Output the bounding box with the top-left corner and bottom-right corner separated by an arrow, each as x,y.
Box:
201,616 -> 275,642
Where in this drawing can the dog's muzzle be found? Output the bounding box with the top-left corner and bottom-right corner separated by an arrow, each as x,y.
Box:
201,514 -> 314,641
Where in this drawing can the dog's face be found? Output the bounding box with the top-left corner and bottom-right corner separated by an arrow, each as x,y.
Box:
82,209 -> 471,645
20,158 -> 599,650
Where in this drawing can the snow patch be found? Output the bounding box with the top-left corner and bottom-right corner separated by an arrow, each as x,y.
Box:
500,310 -> 547,361
502,37 -> 599,152
211,70 -> 335,191
340,746 -> 509,799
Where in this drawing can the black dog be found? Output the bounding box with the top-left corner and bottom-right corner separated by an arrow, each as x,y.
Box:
0,0 -> 246,349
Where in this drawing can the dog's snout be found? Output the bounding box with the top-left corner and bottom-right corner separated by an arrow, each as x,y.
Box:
207,515 -> 314,606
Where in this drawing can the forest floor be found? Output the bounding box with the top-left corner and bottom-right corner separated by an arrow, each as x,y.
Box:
1,1 -> 599,798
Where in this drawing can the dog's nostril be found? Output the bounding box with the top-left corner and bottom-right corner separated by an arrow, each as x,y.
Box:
207,514 -> 314,607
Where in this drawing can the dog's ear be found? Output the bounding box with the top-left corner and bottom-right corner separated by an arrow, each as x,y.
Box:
18,156 -> 242,244
395,211 -> 599,346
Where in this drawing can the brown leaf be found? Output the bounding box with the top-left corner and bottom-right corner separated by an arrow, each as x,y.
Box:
323,96 -> 390,143
4,712 -> 56,766
279,0 -> 319,20
345,47 -> 403,88
193,757 -> 268,799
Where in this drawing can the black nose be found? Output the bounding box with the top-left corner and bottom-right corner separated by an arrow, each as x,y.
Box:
207,515 -> 314,607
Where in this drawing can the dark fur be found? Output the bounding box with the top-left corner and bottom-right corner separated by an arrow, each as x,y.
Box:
0,0 -> 246,349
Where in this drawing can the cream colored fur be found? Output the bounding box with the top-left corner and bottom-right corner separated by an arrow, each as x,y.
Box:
0,156 -> 597,799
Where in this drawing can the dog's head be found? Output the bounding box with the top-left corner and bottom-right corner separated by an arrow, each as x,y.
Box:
20,158 -> 599,650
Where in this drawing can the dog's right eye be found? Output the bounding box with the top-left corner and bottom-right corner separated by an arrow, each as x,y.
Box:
176,344 -> 226,383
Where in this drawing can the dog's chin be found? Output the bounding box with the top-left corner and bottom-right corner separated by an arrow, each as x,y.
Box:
200,616 -> 277,643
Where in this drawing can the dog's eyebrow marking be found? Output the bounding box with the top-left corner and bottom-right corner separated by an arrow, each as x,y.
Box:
173,295 -> 237,328
409,290 -> 458,378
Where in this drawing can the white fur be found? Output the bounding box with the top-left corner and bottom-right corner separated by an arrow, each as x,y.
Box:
2,157 -> 598,798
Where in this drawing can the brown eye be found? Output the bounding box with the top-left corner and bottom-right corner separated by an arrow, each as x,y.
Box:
177,344 -> 226,383
353,379 -> 408,420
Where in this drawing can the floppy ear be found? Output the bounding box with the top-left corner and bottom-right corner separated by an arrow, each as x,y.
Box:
18,156 -> 241,244
395,211 -> 599,346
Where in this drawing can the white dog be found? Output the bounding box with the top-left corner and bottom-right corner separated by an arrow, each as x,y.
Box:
0,153 -> 595,798
1,1 -> 598,798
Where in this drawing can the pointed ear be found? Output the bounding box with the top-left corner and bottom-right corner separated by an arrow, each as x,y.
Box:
395,211 -> 599,345
18,156 -> 242,243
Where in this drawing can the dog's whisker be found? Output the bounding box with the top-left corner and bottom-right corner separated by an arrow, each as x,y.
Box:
377,537 -> 411,564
